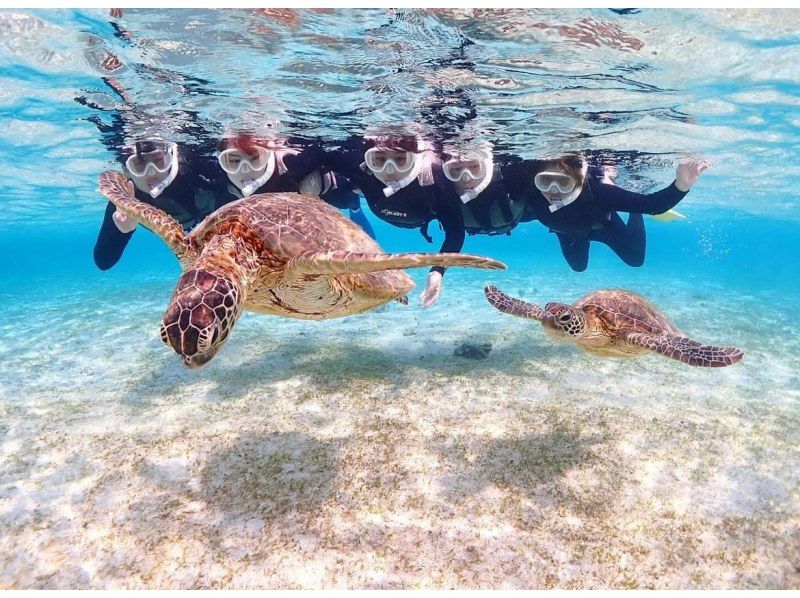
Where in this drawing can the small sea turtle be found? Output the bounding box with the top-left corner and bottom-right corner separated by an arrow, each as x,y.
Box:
98,171 -> 505,368
484,285 -> 743,367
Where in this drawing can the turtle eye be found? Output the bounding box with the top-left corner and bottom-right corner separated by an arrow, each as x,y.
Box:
557,312 -> 572,324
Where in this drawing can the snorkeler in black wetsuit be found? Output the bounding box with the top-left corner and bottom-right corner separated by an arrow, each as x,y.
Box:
77,45 -> 235,271
92,139 -> 232,270
509,155 -> 708,271
217,133 -> 375,238
323,134 -> 466,306
217,133 -> 323,198
438,143 -> 528,238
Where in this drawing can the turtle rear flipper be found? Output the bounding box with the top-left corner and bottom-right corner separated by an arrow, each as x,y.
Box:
484,285 -> 544,321
99,171 -> 194,262
286,250 -> 506,277
625,332 -> 743,367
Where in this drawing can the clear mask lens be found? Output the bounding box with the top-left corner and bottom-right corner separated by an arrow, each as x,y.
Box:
443,159 -> 486,182
218,147 -> 270,174
126,142 -> 176,177
365,148 -> 415,173
534,172 -> 576,194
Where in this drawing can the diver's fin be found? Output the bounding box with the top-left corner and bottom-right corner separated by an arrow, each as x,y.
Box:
99,171 -> 194,262
484,285 -> 544,321
286,250 -> 506,277
650,208 -> 687,223
625,332 -> 743,367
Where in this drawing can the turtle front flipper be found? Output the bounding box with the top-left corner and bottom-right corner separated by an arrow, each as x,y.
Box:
484,285 -> 544,320
625,332 -> 743,367
99,171 -> 195,262
286,250 -> 506,276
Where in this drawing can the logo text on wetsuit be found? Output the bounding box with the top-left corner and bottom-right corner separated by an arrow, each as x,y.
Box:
382,209 -> 407,217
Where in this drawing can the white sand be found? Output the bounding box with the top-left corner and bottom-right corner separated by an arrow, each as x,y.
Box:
1,272 -> 798,588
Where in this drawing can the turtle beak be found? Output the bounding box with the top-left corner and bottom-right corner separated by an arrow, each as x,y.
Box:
182,352 -> 214,369
541,313 -> 568,341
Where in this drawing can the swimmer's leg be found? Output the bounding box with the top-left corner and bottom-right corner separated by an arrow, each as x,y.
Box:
593,211 -> 646,267
555,232 -> 590,272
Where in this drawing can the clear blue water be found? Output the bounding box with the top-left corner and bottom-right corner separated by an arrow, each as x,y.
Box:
1,8 -> 799,590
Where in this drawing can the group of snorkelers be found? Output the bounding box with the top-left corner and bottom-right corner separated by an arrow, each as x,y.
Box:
94,130 -> 707,307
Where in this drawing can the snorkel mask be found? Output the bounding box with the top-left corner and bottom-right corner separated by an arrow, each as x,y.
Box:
364,147 -> 423,197
125,141 -> 179,199
443,156 -> 494,203
218,145 -> 276,197
534,158 -> 588,213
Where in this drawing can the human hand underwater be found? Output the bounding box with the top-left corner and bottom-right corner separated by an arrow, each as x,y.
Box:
420,270 -> 443,308
675,159 -> 709,192
112,209 -> 137,233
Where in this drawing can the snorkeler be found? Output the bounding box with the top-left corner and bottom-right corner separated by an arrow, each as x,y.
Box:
218,132 -> 375,238
93,138 -> 231,270
79,43 -> 235,271
217,133 -> 319,198
421,141 -> 528,306
511,155 -> 708,271
323,133 -> 465,308
440,141 -> 527,236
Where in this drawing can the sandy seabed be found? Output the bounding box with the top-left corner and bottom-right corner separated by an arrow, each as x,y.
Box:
1,271 -> 798,589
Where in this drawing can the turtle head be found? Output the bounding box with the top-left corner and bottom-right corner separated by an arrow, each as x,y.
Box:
542,302 -> 586,341
160,269 -> 245,368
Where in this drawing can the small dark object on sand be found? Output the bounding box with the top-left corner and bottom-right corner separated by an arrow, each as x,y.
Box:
454,342 -> 492,360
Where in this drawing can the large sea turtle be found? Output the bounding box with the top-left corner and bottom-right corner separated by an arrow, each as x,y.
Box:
98,171 -> 506,368
484,285 -> 743,367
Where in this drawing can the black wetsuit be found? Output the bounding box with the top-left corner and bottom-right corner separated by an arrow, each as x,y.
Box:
93,143 -> 232,270
325,138 -> 464,275
510,170 -> 688,271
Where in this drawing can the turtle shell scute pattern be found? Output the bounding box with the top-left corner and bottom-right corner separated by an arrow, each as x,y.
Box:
576,289 -> 679,336
189,192 -> 383,263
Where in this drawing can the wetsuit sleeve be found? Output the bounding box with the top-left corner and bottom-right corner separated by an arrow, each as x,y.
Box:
94,201 -> 134,270
431,196 -> 465,276
597,180 -> 688,214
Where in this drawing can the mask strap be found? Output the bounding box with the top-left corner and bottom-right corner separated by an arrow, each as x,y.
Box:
273,147 -> 301,176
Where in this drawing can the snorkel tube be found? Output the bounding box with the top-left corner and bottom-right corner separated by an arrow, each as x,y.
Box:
147,144 -> 179,199
458,157 -> 494,204
544,159 -> 588,213
382,154 -> 422,197
239,150 -> 276,197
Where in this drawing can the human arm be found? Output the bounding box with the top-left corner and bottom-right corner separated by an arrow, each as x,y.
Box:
421,196 -> 466,308
597,160 -> 708,214
93,201 -> 135,270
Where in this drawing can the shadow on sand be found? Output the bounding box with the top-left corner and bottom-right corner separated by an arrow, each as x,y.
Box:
120,329 -> 572,408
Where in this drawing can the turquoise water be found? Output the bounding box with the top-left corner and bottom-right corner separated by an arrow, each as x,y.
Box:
1,8 -> 799,589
